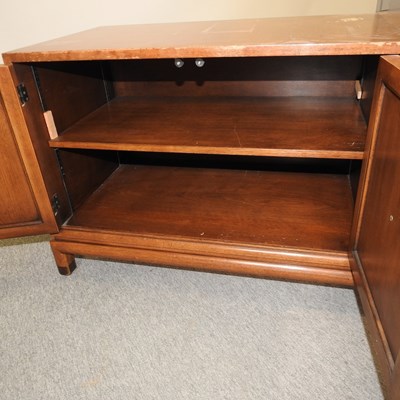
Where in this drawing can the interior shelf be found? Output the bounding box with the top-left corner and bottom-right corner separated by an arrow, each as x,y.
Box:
49,96 -> 367,159
65,164 -> 354,255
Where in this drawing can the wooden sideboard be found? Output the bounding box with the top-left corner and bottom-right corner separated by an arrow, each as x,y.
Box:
1,13 -> 399,398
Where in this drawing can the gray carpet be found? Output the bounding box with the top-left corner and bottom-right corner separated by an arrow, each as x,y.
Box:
0,236 -> 384,399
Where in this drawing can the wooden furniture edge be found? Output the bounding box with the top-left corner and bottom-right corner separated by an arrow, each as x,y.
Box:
0,66 -> 59,236
350,251 -> 393,388
3,13 -> 400,63
51,228 -> 353,286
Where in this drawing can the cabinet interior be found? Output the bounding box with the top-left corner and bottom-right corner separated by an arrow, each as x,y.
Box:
16,55 -> 379,284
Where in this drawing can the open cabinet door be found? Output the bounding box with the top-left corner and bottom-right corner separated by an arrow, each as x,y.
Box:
352,55 -> 400,398
0,65 -> 60,239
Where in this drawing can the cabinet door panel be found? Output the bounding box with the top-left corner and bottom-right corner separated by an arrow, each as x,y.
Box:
0,65 -> 58,239
352,55 -> 400,394
0,91 -> 40,225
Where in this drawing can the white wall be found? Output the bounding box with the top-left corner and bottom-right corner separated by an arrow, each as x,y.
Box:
0,0 -> 377,62
378,0 -> 400,10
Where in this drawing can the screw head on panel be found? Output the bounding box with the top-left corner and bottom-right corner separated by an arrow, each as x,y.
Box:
195,58 -> 205,68
174,58 -> 184,68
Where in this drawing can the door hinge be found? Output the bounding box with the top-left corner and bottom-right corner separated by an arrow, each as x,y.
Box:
51,193 -> 60,216
16,83 -> 29,106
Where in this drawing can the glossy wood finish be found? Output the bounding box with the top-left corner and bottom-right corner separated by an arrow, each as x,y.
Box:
49,96 -> 366,159
2,15 -> 400,395
68,165 -> 354,252
351,56 -> 400,391
0,66 -> 58,238
358,88 -> 400,360
4,13 -> 400,62
51,232 -> 352,286
50,164 -> 355,286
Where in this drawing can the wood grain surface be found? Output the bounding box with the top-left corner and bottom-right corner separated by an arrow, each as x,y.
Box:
50,96 -> 366,159
4,13 -> 400,62
67,164 -> 354,253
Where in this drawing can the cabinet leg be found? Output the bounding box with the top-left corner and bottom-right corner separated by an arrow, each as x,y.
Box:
50,244 -> 77,276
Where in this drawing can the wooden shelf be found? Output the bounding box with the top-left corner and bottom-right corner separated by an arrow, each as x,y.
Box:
50,96 -> 366,159
65,164 -> 354,254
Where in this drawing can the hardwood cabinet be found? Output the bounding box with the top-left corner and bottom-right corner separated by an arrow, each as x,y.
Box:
1,13 -> 400,398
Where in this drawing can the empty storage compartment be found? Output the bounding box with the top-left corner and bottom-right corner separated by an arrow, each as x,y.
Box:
57,151 -> 356,286
24,55 -> 376,285
30,56 -> 370,158
66,154 -> 354,253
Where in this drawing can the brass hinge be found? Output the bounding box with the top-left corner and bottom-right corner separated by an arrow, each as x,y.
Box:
16,83 -> 29,106
51,193 -> 60,216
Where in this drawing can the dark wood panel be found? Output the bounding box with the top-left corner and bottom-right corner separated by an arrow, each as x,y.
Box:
50,96 -> 366,159
359,56 -> 379,123
57,149 -> 119,210
111,56 -> 362,98
351,56 -> 400,393
67,164 -> 354,254
119,152 -> 351,175
33,61 -> 109,133
357,85 -> 400,360
114,80 -> 356,99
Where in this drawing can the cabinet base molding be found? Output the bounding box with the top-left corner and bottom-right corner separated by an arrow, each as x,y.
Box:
50,228 -> 353,286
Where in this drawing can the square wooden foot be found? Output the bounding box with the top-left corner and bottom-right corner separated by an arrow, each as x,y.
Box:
50,243 -> 77,276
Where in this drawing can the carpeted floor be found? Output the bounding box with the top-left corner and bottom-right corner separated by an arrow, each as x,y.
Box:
0,236 -> 384,399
